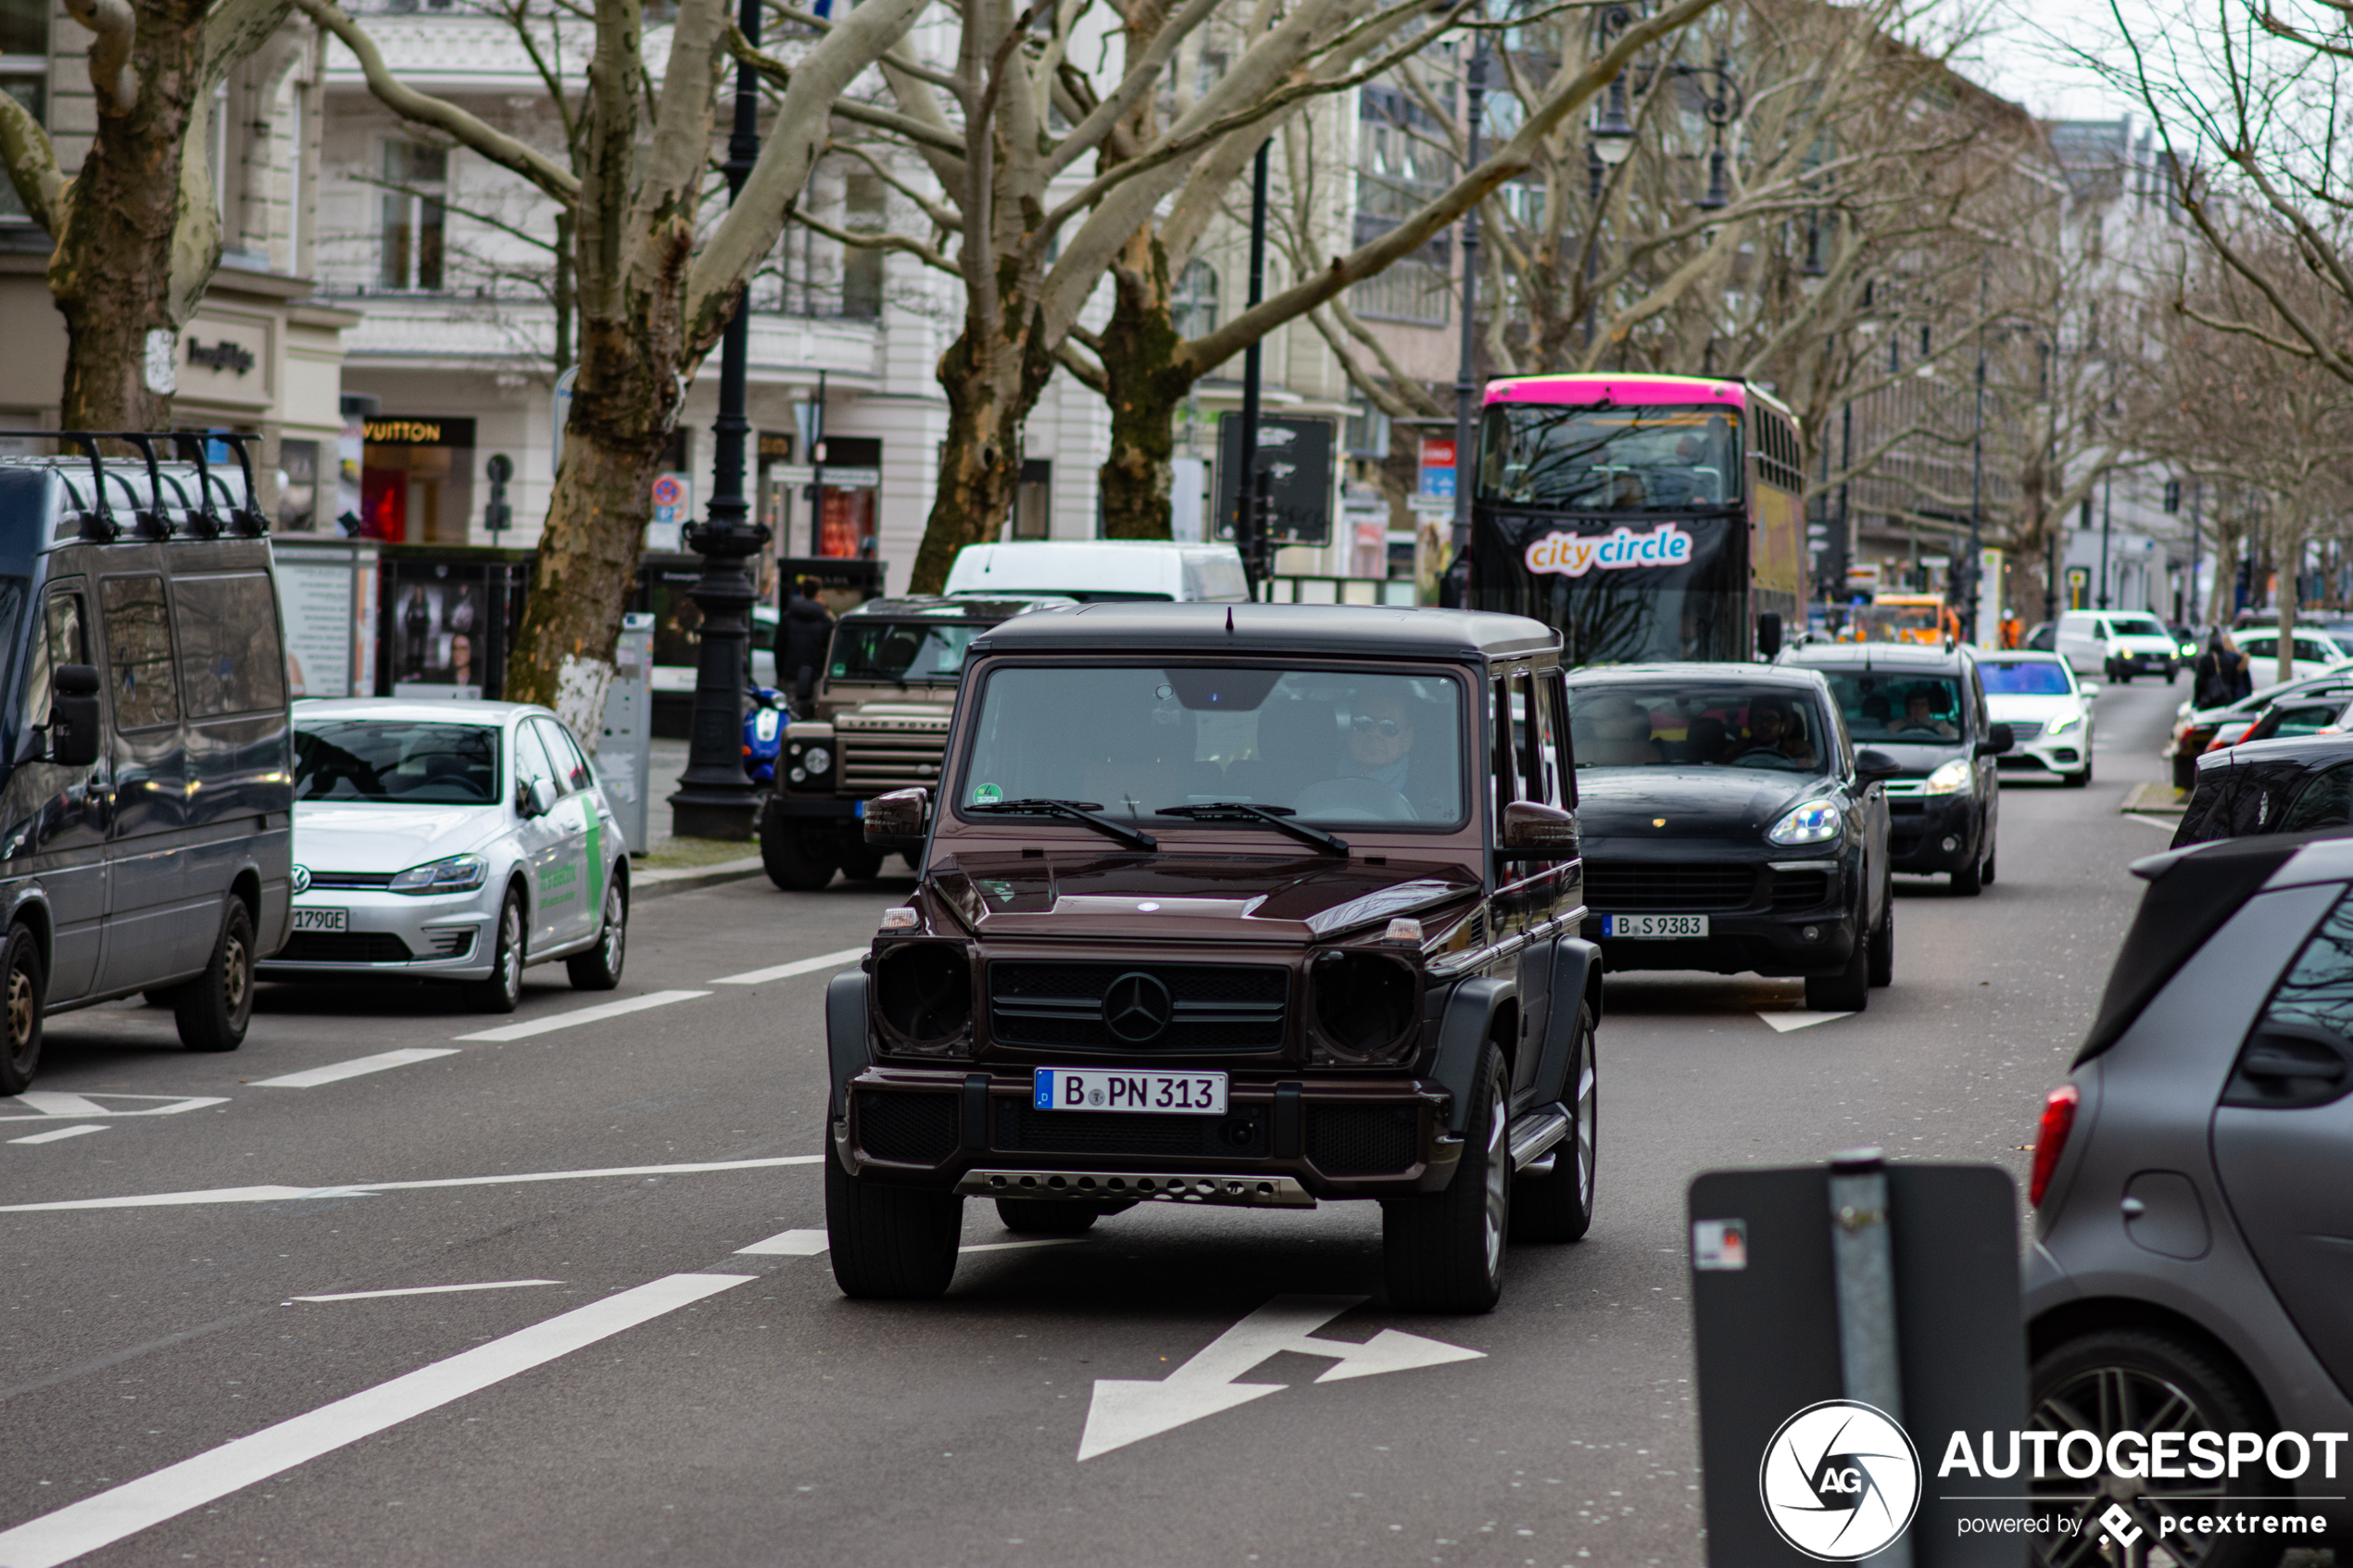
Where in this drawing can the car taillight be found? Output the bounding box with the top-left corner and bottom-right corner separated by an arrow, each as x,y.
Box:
2030,1084 -> 2080,1208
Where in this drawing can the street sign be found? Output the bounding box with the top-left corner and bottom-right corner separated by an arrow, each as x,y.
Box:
1418,436 -> 1456,500
1213,414 -> 1336,546
597,612 -> 655,850
1689,1160 -> 2026,1564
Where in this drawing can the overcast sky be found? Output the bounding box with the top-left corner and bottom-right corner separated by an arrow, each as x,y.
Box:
1947,0 -> 2145,121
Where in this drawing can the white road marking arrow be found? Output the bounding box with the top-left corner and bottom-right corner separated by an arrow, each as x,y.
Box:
1076,1294 -> 1483,1461
0,1092 -> 229,1122
1757,1010 -> 1854,1034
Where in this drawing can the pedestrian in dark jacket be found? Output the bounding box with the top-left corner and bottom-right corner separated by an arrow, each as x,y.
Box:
2193,630 -> 2251,708
777,580 -> 834,708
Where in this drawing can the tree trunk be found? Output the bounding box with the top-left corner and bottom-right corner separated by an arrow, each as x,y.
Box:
1096,242 -> 1193,541
908,318 -> 1054,593
53,0 -> 208,432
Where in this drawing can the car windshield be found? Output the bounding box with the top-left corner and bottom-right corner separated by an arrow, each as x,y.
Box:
1478,404 -> 1740,511
2108,614 -> 2168,637
832,620 -> 987,684
956,666 -> 1466,827
1566,683 -> 1830,773
1823,672 -> 1967,744
1979,662 -> 2072,696
295,721 -> 500,804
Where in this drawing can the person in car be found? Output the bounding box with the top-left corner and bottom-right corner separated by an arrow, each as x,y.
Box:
1579,697 -> 1663,765
1340,691 -> 1418,794
1743,696 -> 1818,767
1894,688 -> 1957,740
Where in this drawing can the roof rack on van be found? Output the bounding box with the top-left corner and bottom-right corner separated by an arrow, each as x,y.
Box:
52,431 -> 269,544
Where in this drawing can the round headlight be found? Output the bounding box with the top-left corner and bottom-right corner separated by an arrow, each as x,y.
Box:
1310,949 -> 1419,1062
874,941 -> 972,1048
804,746 -> 833,775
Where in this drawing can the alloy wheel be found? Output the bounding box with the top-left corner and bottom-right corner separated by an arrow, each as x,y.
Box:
1573,1057 -> 1597,1211
2030,1364 -> 2234,1567
7,961 -> 31,1053
498,905 -> 522,999
221,933 -> 248,1013
600,886 -> 624,971
1481,1079 -> 1508,1279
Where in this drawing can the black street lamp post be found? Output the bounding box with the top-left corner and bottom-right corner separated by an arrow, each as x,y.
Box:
668,0 -> 771,841
1232,138 -> 1274,597
1450,37 -> 1488,566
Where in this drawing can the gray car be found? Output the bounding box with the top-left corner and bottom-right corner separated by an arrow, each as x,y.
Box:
2027,830 -> 2353,1562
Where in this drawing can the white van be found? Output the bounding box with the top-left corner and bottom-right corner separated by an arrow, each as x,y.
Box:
942,541 -> 1250,603
2054,610 -> 2182,684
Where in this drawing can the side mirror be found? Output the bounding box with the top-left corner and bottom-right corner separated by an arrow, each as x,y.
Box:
1497,799 -> 1579,858
1755,611 -> 1783,662
520,777 -> 559,818
1977,722 -> 2015,758
2081,682 -> 2102,696
864,785 -> 930,845
49,663 -> 102,768
1854,747 -> 1903,783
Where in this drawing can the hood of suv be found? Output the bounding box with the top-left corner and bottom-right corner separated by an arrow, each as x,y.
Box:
930,852 -> 1481,941
1574,767 -> 1831,841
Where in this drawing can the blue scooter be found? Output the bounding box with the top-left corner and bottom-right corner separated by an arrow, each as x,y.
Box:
743,686 -> 789,788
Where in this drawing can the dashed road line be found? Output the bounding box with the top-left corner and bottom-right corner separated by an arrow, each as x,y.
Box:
453,990 -> 711,1042
711,947 -> 867,986
735,1227 -> 828,1256
0,1273 -> 754,1568
0,1155 -> 825,1213
289,1280 -> 562,1303
7,1125 -> 106,1146
961,1238 -> 1088,1254
252,1048 -> 461,1088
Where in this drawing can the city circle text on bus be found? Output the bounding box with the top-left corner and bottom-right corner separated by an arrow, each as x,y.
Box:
1524,523 -> 1694,577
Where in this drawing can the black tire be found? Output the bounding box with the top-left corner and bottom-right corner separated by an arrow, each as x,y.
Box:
1867,897 -> 1894,988
837,842 -> 887,882
1511,1005 -> 1596,1244
2028,1328 -> 2283,1568
826,1143 -> 963,1299
995,1198 -> 1098,1233
900,852 -> 922,873
2065,762 -> 2092,788
1805,935 -> 1870,1012
761,815 -> 837,892
1952,846 -> 1984,897
174,900 -> 255,1053
466,888 -> 525,1013
1384,1044 -> 1509,1313
1982,842 -> 1996,885
0,923 -> 44,1095
565,874 -> 626,991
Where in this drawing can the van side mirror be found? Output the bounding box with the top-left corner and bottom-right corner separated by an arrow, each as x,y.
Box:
520,777 -> 559,819
865,785 -> 929,846
49,663 -> 101,768
1498,799 -> 1579,858
1977,722 -> 2015,758
1854,747 -> 1903,783
1755,612 -> 1783,662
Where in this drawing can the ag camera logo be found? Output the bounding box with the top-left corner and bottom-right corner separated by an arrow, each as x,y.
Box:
1759,1399 -> 1921,1562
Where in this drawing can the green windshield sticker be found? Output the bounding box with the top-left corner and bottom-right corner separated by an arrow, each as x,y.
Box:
972,783 -> 1004,806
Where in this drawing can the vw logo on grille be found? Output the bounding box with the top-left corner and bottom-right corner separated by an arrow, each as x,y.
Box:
291,864 -> 311,895
1101,972 -> 1173,1043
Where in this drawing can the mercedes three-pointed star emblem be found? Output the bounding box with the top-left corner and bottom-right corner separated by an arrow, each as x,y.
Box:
1101,971 -> 1174,1044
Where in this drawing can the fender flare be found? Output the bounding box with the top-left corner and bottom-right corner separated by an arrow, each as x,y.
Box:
1528,936 -> 1601,1109
1429,976 -> 1515,1135
825,969 -> 872,1120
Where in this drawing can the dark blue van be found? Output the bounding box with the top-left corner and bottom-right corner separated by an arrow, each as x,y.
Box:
0,437 -> 293,1090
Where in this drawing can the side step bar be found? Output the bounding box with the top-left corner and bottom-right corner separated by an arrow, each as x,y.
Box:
956,1168 -> 1316,1209
1508,1106 -> 1570,1173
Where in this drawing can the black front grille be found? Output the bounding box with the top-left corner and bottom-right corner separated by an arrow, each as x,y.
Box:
306,872 -> 396,889
856,1090 -> 960,1164
275,932 -> 414,963
1306,1105 -> 1420,1174
1770,872 -> 1832,912
994,1100 -> 1265,1158
988,962 -> 1288,1051
1583,862 -> 1758,912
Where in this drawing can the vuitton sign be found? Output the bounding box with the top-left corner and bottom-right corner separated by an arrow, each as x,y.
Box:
363,418 -> 478,448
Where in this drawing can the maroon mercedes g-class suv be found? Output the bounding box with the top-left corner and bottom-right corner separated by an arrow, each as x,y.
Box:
823,603 -> 1599,1312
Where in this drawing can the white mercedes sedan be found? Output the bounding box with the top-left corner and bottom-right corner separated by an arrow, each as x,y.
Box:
1978,650 -> 2095,788
265,700 -> 630,1010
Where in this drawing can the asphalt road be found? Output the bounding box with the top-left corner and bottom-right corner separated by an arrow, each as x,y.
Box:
0,677 -> 2190,1568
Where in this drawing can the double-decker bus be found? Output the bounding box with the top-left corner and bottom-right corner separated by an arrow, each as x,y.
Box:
1466,374 -> 1807,664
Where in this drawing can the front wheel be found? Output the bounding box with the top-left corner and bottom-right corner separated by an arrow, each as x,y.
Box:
1952,847 -> 1985,897
565,876 -> 626,990
1383,1044 -> 1508,1312
761,815 -> 838,892
1511,1006 -> 1596,1244
1805,935 -> 1870,1012
174,900 -> 255,1053
837,842 -> 887,882
466,890 -> 525,1013
0,923 -> 45,1094
1867,897 -> 1894,988
826,1143 -> 963,1299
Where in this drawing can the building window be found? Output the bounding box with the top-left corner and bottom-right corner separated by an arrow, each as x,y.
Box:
0,0 -> 44,225
1343,389 -> 1390,458
379,143 -> 447,292
841,172 -> 885,319
1170,259 -> 1217,343
1013,459 -> 1051,540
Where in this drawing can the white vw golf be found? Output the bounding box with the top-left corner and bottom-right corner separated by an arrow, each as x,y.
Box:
266,700 -> 630,1010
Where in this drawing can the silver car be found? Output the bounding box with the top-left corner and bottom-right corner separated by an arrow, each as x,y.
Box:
265,700 -> 630,1010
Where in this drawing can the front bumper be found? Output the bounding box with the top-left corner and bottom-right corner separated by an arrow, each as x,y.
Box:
837,1066 -> 1458,1202
1579,852 -> 1856,977
1886,794 -> 1979,872
1995,729 -> 2087,775
2105,651 -> 2176,679
260,887 -> 497,981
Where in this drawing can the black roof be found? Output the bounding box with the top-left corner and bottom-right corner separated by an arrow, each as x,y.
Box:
843,595 -> 1070,622
1782,642 -> 1974,672
968,602 -> 1559,661
2206,732 -> 2353,771
1566,660 -> 1830,692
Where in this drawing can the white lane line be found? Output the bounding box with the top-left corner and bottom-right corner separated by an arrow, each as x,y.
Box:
963,1238 -> 1088,1254
289,1280 -> 562,1303
735,1227 -> 828,1256
453,990 -> 710,1042
0,1093 -> 229,1123
252,1048 -> 461,1088
8,1092 -> 108,1117
7,1125 -> 107,1146
711,947 -> 868,986
0,1273 -> 752,1568
1758,1010 -> 1854,1034
0,1155 -> 824,1212
2121,812 -> 2179,832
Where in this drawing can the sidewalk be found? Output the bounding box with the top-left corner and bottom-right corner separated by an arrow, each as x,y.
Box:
628,737 -> 770,898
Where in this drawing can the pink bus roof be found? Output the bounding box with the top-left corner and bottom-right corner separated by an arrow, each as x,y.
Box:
1483,374 -> 1748,408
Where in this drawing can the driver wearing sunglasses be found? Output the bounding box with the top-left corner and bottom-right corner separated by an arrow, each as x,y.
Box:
1340,692 -> 1417,794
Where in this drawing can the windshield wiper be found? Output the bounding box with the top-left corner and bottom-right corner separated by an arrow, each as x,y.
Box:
967,797 -> 1157,851
1157,801 -> 1350,857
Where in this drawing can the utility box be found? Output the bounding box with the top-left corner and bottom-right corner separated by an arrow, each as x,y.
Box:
598,613 -> 655,854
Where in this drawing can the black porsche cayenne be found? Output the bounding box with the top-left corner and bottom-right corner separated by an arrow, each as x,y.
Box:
1565,663 -> 1897,1011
